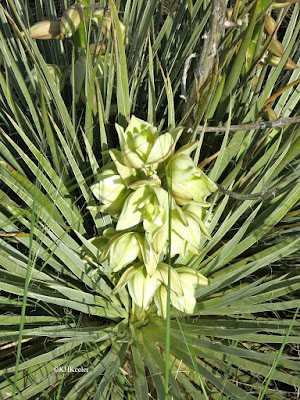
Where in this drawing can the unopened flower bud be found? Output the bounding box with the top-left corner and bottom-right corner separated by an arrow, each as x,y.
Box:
268,54 -> 281,67
262,107 -> 277,121
284,58 -> 298,70
272,0 -> 298,8
268,54 -> 298,70
251,75 -> 259,91
269,40 -> 284,57
264,15 -> 277,38
30,20 -> 61,39
60,4 -> 83,39
226,7 -> 233,20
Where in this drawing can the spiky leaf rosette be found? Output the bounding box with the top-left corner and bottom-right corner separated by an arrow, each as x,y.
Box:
0,0 -> 299,399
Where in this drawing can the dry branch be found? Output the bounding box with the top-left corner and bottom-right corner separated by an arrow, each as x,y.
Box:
196,116 -> 300,133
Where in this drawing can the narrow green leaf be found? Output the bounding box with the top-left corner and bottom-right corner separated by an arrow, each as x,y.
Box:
110,0 -> 130,122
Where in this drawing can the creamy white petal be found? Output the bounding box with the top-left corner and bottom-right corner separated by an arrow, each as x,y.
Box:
116,186 -> 149,230
128,269 -> 160,309
154,285 -> 168,319
110,233 -> 141,272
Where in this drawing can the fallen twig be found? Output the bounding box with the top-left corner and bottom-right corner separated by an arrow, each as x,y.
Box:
216,183 -> 275,201
196,116 -> 300,133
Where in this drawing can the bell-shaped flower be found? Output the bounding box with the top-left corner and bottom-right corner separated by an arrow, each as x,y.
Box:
91,169 -> 129,215
111,263 -> 161,310
111,263 -> 184,311
141,240 -> 161,277
154,266 -> 208,317
116,182 -> 169,232
116,183 -> 170,274
182,204 -> 212,240
109,149 -> 140,186
170,267 -> 209,314
115,183 -> 152,230
115,116 -> 183,169
99,231 -> 143,272
128,268 -> 160,310
170,232 -> 189,258
170,209 -> 202,257
152,263 -> 184,296
143,185 -> 169,255
167,143 -> 217,206
182,203 -> 207,221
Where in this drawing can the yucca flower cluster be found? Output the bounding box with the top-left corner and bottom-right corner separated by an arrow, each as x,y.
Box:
90,116 -> 217,318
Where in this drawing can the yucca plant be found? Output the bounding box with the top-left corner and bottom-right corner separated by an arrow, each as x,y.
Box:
0,0 -> 300,399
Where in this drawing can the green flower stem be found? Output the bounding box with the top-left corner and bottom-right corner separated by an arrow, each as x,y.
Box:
13,175 -> 39,400
165,167 -> 173,399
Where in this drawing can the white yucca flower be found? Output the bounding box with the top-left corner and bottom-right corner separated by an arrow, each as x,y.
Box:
116,116 -> 183,169
170,209 -> 202,257
99,232 -> 143,272
154,267 -> 209,317
91,169 -> 129,215
112,263 -> 184,311
167,142 -> 217,206
170,268 -> 209,315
